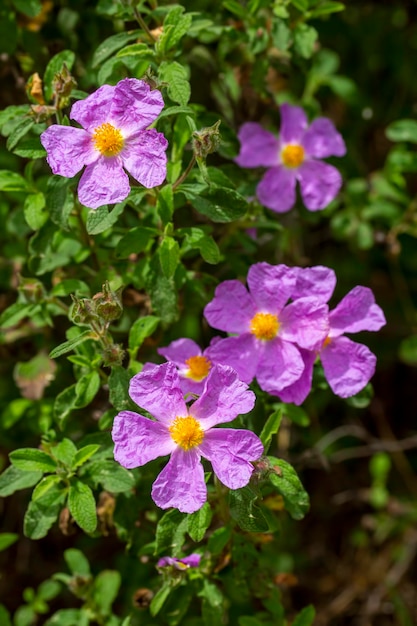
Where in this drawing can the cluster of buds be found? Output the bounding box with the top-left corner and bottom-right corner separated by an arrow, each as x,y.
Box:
26,64 -> 77,122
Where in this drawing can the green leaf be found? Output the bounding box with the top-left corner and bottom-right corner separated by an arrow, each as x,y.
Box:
155,509 -> 188,556
46,176 -> 74,231
53,384 -> 78,425
32,475 -> 63,501
92,31 -> 141,68
386,119 -> 417,143
12,0 -> 42,18
199,579 -> 225,626
49,330 -> 95,359
190,185 -> 248,222
24,192 -> 48,230
399,334 -> 417,365
150,582 -> 172,617
260,407 -> 282,452
157,184 -> 174,225
207,525 -> 231,555
13,138 -> 46,158
6,117 -> 35,151
158,236 -> 180,278
52,439 -> 77,467
108,365 -> 132,411
116,43 -> 154,59
10,448 -> 57,473
64,548 -> 91,575
128,315 -> 160,358
24,486 -> 66,539
72,445 -> 100,470
0,302 -> 36,328
86,204 -> 125,234
292,605 -> 315,626
0,170 -> 30,192
268,456 -> 310,520
223,0 -> 247,18
68,480 -> 97,533
75,371 -> 101,408
159,61 -> 191,106
88,460 -> 135,493
115,226 -> 157,258
0,533 -> 18,551
0,465 -> 42,497
293,23 -> 318,59
291,0 -> 308,10
308,2 -> 345,18
44,609 -> 83,626
156,105 -> 194,120
157,6 -> 192,54
187,502 -> 213,542
229,486 -> 270,532
44,50 -> 75,102
281,403 -> 310,427
0,604 -> 12,626
148,273 -> 178,324
179,227 -> 221,264
0,10 -> 17,55
93,570 -> 121,614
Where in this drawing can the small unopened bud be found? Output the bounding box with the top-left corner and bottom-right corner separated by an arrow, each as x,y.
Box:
132,588 -> 154,609
52,63 -> 77,102
18,276 -> 45,303
68,574 -> 93,600
92,282 -> 123,323
192,120 -> 221,159
102,343 -> 125,367
70,295 -> 99,326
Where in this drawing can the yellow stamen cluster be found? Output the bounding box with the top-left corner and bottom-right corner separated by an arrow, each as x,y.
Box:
169,416 -> 204,450
323,336 -> 332,348
250,312 -> 279,341
281,143 -> 305,168
92,122 -> 124,157
185,355 -> 211,381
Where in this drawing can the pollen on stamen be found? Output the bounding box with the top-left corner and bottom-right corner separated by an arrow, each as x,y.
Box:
281,144 -> 305,168
185,355 -> 211,381
169,416 -> 204,450
92,122 -> 124,157
250,312 -> 279,341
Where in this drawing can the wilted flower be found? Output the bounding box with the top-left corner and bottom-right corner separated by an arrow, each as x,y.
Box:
204,262 -> 329,395
235,103 -> 346,213
157,554 -> 201,570
41,78 -> 168,209
277,266 -> 386,403
111,362 -> 263,514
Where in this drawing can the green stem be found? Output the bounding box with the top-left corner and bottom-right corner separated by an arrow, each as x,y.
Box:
172,155 -> 196,191
133,4 -> 157,43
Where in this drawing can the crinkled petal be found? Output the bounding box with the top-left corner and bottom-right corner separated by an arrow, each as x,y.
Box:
112,410 -> 175,468
247,262 -> 297,313
277,349 -> 316,405
158,338 -> 202,366
279,103 -> 308,143
256,166 -> 297,213
191,364 -> 255,428
298,160 -> 342,211
40,126 -> 97,177
280,297 -> 329,351
292,265 -> 337,302
235,122 -> 280,168
302,117 -> 346,158
329,286 -> 386,337
151,448 -> 206,513
200,428 -> 263,489
321,336 -> 376,398
109,78 -> 165,134
205,335 -> 260,385
122,129 -> 168,188
204,280 -> 256,333
256,338 -> 304,394
70,84 -> 116,131
129,362 -> 187,424
77,158 -> 130,209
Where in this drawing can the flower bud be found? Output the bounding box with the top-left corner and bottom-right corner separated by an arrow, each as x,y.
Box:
70,295 -> 99,326
92,282 -> 123,323
192,120 -> 222,159
52,63 -> 77,102
102,343 -> 125,367
18,276 -> 46,303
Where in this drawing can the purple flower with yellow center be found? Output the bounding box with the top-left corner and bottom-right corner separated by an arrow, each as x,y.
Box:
203,263 -> 329,395
157,554 -> 201,570
40,78 -> 168,209
277,266 -> 386,403
235,103 -> 346,213
111,362 -> 263,514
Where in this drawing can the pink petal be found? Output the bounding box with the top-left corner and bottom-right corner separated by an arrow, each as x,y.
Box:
302,117 -> 346,158
235,122 -> 280,168
70,84 -> 116,131
122,129 -> 168,188
256,166 -> 297,213
279,103 -> 308,143
329,286 -> 386,337
204,280 -> 256,333
277,349 -> 316,405
292,266 -> 336,302
280,297 -> 329,351
77,158 -> 130,209
256,338 -> 304,394
151,448 -> 206,513
205,335 -> 260,385
109,78 -> 165,134
129,362 -> 187,425
297,160 -> 343,211
190,364 -> 255,428
247,262 -> 297,313
112,410 -> 175,469
200,428 -> 263,489
321,336 -> 376,398
40,126 -> 96,177
158,338 -> 202,366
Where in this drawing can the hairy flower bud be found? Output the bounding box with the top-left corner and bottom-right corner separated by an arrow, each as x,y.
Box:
92,282 -> 123,323
70,295 -> 99,326
192,120 -> 222,159
102,343 -> 125,367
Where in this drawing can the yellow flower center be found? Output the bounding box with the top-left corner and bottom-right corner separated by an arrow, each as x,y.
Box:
250,312 -> 279,341
169,416 -> 204,450
92,122 -> 124,157
185,355 -> 211,381
281,144 -> 305,168
323,336 -> 332,348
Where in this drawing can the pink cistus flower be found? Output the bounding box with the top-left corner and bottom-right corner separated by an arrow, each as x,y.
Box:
235,103 -> 346,213
157,554 -> 201,570
40,78 -> 168,209
277,266 -> 386,404
111,362 -> 263,514
203,262 -> 329,396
